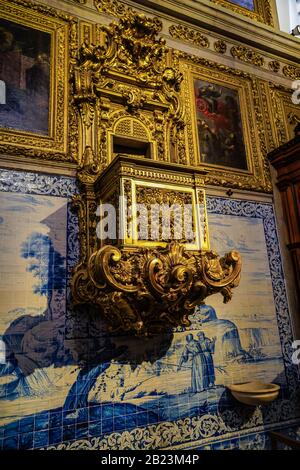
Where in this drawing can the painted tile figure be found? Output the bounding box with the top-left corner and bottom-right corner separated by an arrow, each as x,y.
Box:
197,331 -> 216,388
0,18 -> 50,134
178,333 -> 216,392
194,79 -> 248,170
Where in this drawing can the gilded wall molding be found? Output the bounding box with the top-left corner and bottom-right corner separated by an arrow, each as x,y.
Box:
268,60 -> 281,73
73,240 -> 241,335
169,24 -> 209,49
4,0 -> 77,21
230,45 -> 264,67
93,0 -> 300,81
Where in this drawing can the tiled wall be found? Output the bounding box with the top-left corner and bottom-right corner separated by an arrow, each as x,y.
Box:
0,168 -> 299,450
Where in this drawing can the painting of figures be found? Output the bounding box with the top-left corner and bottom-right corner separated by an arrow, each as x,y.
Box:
0,18 -> 50,134
194,79 -> 248,170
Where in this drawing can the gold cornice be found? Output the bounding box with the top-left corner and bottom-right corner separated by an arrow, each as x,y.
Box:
95,154 -> 208,190
72,155 -> 241,335
122,0 -> 300,66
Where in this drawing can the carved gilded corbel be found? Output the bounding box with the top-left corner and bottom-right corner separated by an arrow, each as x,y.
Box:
72,241 -> 241,335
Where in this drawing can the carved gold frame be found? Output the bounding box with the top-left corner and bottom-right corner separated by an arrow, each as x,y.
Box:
210,0 -> 274,26
267,84 -> 300,147
178,55 -> 271,193
0,0 -> 76,162
126,180 -> 209,250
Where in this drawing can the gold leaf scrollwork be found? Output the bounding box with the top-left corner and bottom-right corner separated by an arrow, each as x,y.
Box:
94,0 -> 130,17
73,10 -> 185,171
214,39 -> 227,54
282,65 -> 300,80
169,24 -> 209,49
72,242 -> 242,335
230,45 -> 264,67
210,0 -> 274,26
268,61 -> 281,73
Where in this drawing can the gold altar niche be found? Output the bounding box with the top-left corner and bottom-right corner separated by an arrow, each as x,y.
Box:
71,11 -> 242,336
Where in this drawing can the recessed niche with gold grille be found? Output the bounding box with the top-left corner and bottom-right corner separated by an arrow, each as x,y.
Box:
110,117 -> 155,160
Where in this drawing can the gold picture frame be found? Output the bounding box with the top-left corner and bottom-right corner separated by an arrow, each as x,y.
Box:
0,0 -> 76,162
210,0 -> 274,26
267,84 -> 300,147
178,54 -> 271,192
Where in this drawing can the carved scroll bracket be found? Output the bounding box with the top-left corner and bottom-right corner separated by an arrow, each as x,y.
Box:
72,241 -> 241,335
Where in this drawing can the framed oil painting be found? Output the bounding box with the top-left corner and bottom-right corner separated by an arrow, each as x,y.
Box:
179,56 -> 271,193
194,79 -> 248,170
210,0 -> 274,26
0,18 -> 50,135
0,0 -> 72,161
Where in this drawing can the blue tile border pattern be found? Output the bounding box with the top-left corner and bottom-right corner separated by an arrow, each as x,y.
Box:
0,169 -> 77,198
0,169 -> 299,450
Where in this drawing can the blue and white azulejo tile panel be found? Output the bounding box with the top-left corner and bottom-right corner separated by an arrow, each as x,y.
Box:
0,169 -> 299,450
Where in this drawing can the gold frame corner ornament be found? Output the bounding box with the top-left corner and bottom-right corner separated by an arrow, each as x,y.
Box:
0,0 -> 78,162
